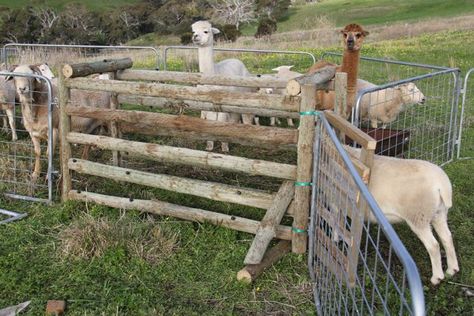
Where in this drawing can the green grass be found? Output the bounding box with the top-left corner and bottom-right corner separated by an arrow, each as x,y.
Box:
276,0 -> 474,32
1,25 -> 473,316
0,0 -> 140,11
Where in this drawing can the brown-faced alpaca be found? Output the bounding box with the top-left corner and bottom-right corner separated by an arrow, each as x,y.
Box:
307,23 -> 369,115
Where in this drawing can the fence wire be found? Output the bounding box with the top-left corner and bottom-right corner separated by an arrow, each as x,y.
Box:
457,68 -> 474,159
0,71 -> 55,203
309,114 -> 425,316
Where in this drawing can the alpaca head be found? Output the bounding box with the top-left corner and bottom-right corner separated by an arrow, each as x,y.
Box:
340,23 -> 369,51
191,21 -> 220,47
397,82 -> 426,105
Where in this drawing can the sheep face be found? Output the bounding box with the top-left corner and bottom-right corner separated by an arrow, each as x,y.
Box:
191,20 -> 220,47
398,82 -> 426,106
340,23 -> 369,51
6,65 -> 42,104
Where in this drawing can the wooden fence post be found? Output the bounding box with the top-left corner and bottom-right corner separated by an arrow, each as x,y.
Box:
108,71 -> 121,166
59,69 -> 72,201
292,83 -> 317,254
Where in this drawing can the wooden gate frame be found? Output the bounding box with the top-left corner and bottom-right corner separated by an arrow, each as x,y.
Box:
58,58 -> 360,281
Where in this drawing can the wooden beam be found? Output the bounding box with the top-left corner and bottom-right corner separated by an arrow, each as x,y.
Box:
244,181 -> 294,264
66,133 -> 297,180
68,190 -> 292,240
286,66 -> 336,96
324,111 -> 376,150
65,78 -> 300,112
62,58 -> 133,78
237,240 -> 291,283
117,95 -> 300,119
68,158 -> 275,209
292,84 -> 317,254
64,106 -> 298,150
117,70 -> 289,89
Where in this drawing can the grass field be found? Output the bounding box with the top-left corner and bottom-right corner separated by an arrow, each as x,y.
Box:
0,1 -> 473,315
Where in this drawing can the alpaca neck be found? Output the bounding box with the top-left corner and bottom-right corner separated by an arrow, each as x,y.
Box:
341,49 -> 360,109
197,45 -> 216,75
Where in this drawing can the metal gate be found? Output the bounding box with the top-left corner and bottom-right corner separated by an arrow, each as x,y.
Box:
2,43 -> 160,70
309,113 -> 425,315
457,68 -> 474,159
0,71 -> 55,203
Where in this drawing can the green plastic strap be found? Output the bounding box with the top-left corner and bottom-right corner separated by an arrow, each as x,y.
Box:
299,110 -> 320,116
294,181 -> 312,186
292,227 -> 307,234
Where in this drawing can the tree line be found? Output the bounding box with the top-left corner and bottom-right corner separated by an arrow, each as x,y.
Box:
0,0 -> 291,45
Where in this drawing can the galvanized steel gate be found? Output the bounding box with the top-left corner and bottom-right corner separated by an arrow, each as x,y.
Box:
0,71 -> 55,203
457,68 -> 474,159
309,113 -> 425,316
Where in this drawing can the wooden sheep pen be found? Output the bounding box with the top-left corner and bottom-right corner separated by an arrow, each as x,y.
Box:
58,58 -> 376,282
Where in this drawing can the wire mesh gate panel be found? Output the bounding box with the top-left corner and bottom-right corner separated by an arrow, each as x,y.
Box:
308,114 -> 425,316
2,44 -> 160,71
322,53 -> 459,166
457,68 -> 474,159
162,46 -> 316,74
0,71 -> 55,203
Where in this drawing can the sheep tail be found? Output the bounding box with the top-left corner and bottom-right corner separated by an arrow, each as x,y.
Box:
438,173 -> 453,209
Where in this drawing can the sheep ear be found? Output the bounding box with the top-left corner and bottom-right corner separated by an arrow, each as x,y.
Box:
211,27 -> 220,35
5,75 -> 13,81
29,65 -> 43,82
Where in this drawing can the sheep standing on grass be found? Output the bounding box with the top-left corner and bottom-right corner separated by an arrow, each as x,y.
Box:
344,145 -> 459,285
0,79 -> 17,141
191,20 -> 255,152
7,64 -> 111,184
320,79 -> 425,128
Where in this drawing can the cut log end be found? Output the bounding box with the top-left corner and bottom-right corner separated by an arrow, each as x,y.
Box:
62,64 -> 73,78
286,79 -> 301,96
236,269 -> 253,283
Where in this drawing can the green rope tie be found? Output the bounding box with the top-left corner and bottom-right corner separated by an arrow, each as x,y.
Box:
292,227 -> 307,234
294,181 -> 312,187
299,110 -> 321,116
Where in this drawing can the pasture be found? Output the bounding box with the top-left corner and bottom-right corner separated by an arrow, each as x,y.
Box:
0,26 -> 473,316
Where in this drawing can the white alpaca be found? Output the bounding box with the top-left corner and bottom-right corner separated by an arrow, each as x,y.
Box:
191,20 -> 255,152
344,145 -> 459,285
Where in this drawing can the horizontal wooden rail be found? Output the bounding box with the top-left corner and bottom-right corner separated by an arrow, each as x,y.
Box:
65,106 -> 298,150
117,70 -> 289,89
63,58 -> 133,78
117,95 -> 300,119
325,111 -> 376,150
66,133 -> 297,180
69,158 -> 275,209
65,78 -> 300,112
69,190 -> 292,240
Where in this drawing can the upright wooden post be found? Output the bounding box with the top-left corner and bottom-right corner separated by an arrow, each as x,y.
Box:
334,72 -> 348,142
108,71 -> 121,166
59,69 -> 72,201
292,83 -> 317,253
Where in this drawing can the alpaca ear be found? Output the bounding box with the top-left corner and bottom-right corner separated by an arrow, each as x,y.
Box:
363,30 -> 369,36
211,27 -> 220,35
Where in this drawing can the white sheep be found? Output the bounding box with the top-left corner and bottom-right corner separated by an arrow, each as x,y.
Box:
344,145 -> 459,285
320,79 -> 425,128
7,64 -> 111,183
191,20 -> 255,152
265,65 -> 302,127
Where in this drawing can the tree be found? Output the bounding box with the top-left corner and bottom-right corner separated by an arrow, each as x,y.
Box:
209,0 -> 256,30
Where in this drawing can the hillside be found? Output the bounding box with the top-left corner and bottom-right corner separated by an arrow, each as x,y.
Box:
0,0 -> 140,11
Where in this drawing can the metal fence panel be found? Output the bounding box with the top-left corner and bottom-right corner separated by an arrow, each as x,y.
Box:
457,68 -> 474,159
0,71 -> 55,203
2,43 -> 160,71
162,46 -> 316,74
309,114 -> 425,316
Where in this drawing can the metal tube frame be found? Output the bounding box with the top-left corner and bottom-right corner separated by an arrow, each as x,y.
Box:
2,43 -> 160,70
309,113 -> 425,316
0,208 -> 27,224
162,45 -> 316,71
0,71 -> 54,204
456,68 -> 474,159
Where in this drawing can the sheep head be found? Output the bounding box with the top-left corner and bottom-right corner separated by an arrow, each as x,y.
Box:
340,23 -> 369,51
191,20 -> 220,47
6,65 -> 44,104
397,82 -> 426,106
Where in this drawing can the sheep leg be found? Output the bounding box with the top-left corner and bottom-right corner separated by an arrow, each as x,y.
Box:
406,222 -> 444,285
30,135 -> 42,185
5,107 -> 17,141
432,212 -> 459,276
287,118 -> 294,127
1,115 -> 7,132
